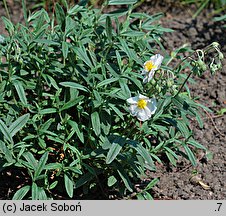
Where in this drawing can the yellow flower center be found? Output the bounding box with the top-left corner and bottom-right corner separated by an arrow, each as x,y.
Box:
144,61 -> 156,71
137,99 -> 147,109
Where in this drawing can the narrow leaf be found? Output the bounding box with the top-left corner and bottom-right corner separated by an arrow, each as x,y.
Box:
32,182 -> 38,200
23,152 -> 38,169
117,167 -> 133,192
96,78 -> 119,88
145,178 -> 159,190
64,173 -> 74,198
55,3 -> 65,27
9,114 -> 30,137
12,185 -> 30,200
34,152 -> 48,180
106,16 -> 112,41
183,143 -> 197,166
109,103 -> 124,120
106,137 -> 125,164
60,82 -> 89,92
91,112 -> 101,136
108,175 -> 117,187
68,120 -> 84,143
13,80 -> 27,106
62,41 -> 69,59
109,0 -> 137,5
37,187 -> 48,200
74,46 -> 93,68
39,108 -> 57,115
0,119 -> 13,143
60,96 -> 84,112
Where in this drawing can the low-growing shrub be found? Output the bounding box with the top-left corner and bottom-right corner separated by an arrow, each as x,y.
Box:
0,0 -> 223,199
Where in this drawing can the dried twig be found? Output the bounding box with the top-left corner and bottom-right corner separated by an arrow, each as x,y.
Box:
203,109 -> 225,137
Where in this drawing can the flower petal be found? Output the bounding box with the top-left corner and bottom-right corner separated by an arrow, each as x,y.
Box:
143,75 -> 149,84
148,70 -> 155,82
129,105 -> 139,116
136,108 -> 151,121
147,98 -> 157,114
150,54 -> 164,69
127,96 -> 139,104
138,94 -> 149,100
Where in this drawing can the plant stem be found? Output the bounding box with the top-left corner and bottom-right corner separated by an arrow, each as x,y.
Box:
3,0 -> 11,21
174,71 -> 193,98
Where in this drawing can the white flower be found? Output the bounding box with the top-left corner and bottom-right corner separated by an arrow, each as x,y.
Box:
142,54 -> 164,83
126,94 -> 157,121
0,35 -> 5,44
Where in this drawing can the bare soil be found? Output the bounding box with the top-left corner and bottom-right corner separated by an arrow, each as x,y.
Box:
138,0 -> 226,200
0,0 -> 225,200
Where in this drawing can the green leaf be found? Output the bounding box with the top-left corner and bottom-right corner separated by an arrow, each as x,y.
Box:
37,187 -> 48,200
75,172 -> 95,189
68,120 -> 84,143
117,167 -> 133,192
23,152 -> 38,169
106,16 -> 112,41
165,151 -> 177,166
91,112 -> 101,136
129,140 -> 155,169
164,146 -> 178,166
142,191 -> 154,200
60,82 -> 89,92
109,0 -> 138,5
60,96 -> 84,111
34,152 -> 48,180
68,5 -> 81,15
45,163 -> 62,170
74,46 -> 93,68
9,114 -> 30,137
13,80 -> 27,106
42,74 -> 59,90
0,141 -> 14,163
55,3 -> 65,27
39,108 -> 57,115
38,138 -> 46,149
12,185 -> 30,200
32,182 -> 38,200
109,103 -> 124,120
2,17 -> 14,35
64,173 -> 74,198
144,178 -> 159,191
22,0 -> 28,26
96,77 -> 119,88
176,119 -> 191,138
49,181 -> 58,190
182,143 -> 197,166
106,136 -> 125,164
65,166 -> 82,175
34,39 -> 59,46
119,38 -> 142,65
187,140 -> 207,150
108,175 -> 117,187
62,41 -> 69,59
0,119 -> 13,143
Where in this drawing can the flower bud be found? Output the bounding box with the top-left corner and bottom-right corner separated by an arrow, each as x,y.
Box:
211,42 -> 220,48
167,79 -> 174,88
150,79 -> 156,86
218,52 -> 224,60
197,59 -> 207,72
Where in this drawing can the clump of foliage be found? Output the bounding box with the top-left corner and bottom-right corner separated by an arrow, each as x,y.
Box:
0,0 -> 223,199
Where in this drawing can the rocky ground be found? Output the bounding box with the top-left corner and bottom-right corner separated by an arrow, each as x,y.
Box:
0,0 -> 225,200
